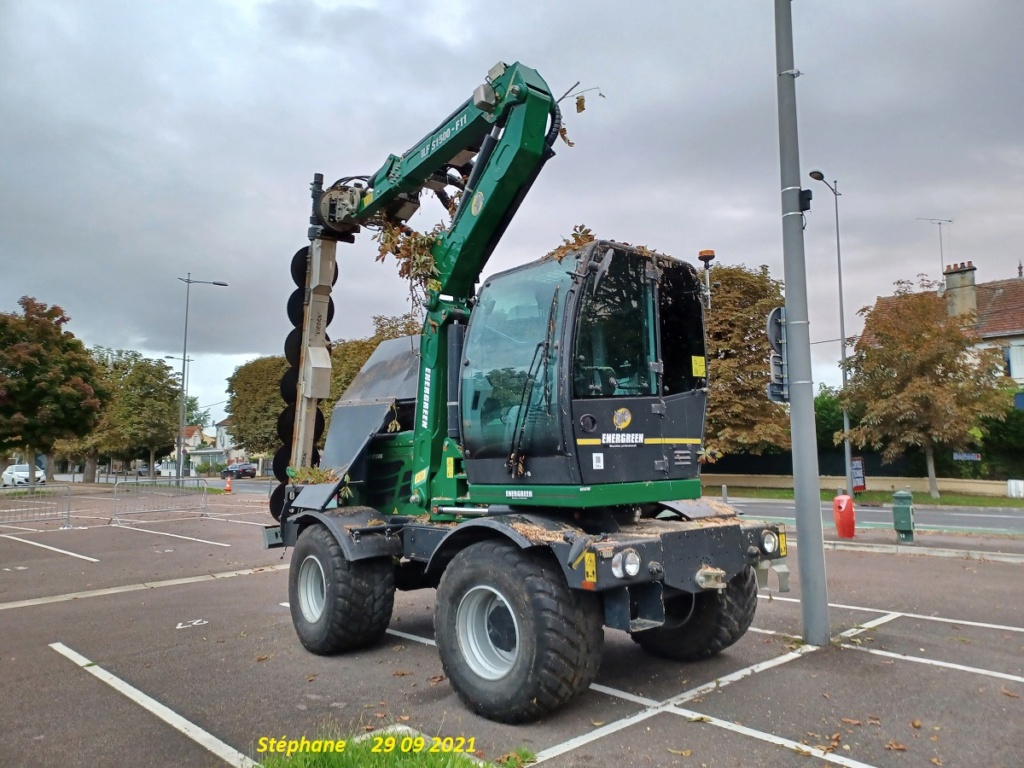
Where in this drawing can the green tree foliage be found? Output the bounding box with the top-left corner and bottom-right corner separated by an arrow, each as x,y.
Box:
226,313 -> 422,456
842,277 -> 1013,498
185,395 -> 212,429
979,394 -> 1024,479
0,297 -> 105,480
704,265 -> 791,455
115,358 -> 180,470
812,383 -> 860,450
226,356 -> 289,454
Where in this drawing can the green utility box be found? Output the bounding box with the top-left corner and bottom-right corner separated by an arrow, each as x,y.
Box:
892,490 -> 914,542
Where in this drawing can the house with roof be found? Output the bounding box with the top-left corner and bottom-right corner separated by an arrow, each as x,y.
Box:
943,261 -> 1024,387
185,417 -> 246,470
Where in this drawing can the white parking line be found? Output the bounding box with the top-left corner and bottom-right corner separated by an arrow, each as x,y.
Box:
534,708 -> 663,763
0,523 -> 44,532
0,534 -> 99,562
761,594 -> 1024,633
666,645 -> 819,706
663,704 -> 878,768
0,564 -> 289,612
110,524 -> 230,547
837,612 -> 902,638
50,642 -> 257,767
841,645 -> 1024,684
387,628 -> 437,646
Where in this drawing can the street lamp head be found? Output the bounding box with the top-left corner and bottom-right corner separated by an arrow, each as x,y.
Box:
809,169 -> 826,181
212,281 -> 228,287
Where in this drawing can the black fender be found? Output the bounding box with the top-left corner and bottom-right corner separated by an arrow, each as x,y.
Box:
424,513 -> 585,583
283,506 -> 403,562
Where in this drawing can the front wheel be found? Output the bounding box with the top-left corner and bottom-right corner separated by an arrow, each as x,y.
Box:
631,566 -> 758,661
434,540 -> 604,724
288,524 -> 394,654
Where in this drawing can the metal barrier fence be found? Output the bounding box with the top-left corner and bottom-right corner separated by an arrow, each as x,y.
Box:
112,478 -> 209,523
0,485 -> 72,528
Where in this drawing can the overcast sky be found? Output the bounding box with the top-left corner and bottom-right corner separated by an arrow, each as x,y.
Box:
3,0 -> 1022,427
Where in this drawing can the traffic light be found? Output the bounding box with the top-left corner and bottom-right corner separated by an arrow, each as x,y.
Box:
766,305 -> 789,404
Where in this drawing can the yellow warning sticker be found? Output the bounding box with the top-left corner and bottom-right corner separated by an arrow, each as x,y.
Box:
584,552 -> 597,583
778,531 -> 788,557
414,469 -> 427,485
692,356 -> 707,377
446,457 -> 454,478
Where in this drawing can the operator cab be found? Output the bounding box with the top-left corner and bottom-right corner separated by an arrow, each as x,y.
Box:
460,241 -> 707,489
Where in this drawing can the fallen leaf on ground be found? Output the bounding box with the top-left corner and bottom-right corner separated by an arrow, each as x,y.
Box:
374,712 -> 386,719
930,758 -> 943,766
885,741 -> 908,751
688,715 -> 710,723
1001,687 -> 1020,698
398,715 -> 410,722
428,674 -> 446,684
591,720 -> 605,727
306,675 -> 318,682
392,670 -> 411,677
841,718 -> 862,726
255,655 -> 269,662
822,692 -> 830,699
667,748 -> 692,756
911,719 -> 922,729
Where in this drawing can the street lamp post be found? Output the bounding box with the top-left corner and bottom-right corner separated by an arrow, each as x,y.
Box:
809,170 -> 854,497
175,274 -> 227,482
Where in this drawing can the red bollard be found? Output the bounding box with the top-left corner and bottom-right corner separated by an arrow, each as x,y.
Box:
833,494 -> 855,539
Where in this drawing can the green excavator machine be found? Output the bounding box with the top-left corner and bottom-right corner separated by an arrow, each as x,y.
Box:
264,61 -> 789,724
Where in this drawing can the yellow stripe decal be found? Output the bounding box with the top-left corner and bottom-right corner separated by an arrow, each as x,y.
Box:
575,437 -> 701,446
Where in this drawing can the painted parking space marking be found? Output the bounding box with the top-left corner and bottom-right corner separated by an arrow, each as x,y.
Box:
387,628 -> 436,646
763,594 -> 1024,633
50,642 -> 257,767
0,534 -> 99,562
0,523 -> 44,532
0,564 -> 289,612
663,704 -> 878,768
110,524 -> 230,547
841,644 -> 1024,684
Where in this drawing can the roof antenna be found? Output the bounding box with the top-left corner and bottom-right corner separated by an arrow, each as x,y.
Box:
1019,260 -> 1023,279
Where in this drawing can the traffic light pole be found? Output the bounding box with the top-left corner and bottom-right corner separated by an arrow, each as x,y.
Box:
774,0 -> 830,645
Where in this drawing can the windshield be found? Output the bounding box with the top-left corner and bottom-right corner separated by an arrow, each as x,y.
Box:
573,249 -> 657,398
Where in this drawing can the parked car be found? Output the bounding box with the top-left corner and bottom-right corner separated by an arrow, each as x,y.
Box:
220,463 -> 257,479
136,463 -> 149,476
2,464 -> 46,487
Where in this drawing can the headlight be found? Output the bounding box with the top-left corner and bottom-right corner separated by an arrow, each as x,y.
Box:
762,530 -> 779,554
611,549 -> 641,578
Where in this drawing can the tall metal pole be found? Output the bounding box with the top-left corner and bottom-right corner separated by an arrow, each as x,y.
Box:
176,274 -> 191,483
810,173 -> 855,496
774,0 -> 829,645
830,181 -> 854,498
175,275 -> 228,482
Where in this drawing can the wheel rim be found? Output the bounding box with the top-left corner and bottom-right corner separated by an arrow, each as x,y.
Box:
456,585 -> 520,681
297,555 -> 327,623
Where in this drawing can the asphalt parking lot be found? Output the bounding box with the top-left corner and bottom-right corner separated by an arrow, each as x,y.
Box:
2,488 -> 1022,767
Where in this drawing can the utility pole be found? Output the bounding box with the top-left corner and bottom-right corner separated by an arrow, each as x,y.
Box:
774,0 -> 830,645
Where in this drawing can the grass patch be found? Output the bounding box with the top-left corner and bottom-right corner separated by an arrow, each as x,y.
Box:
254,729 -> 535,768
710,486 -> 1023,508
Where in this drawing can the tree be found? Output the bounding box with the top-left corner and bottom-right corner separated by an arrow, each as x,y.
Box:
114,359 -> 180,473
813,383 -> 861,451
841,277 -> 1013,498
0,297 -> 105,481
704,264 -> 790,455
226,356 -> 289,454
185,396 -> 212,429
979,394 -> 1024,479
226,312 -> 422,456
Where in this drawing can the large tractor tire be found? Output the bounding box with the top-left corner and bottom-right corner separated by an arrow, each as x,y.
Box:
630,566 -> 758,662
434,540 -> 604,724
289,524 -> 394,654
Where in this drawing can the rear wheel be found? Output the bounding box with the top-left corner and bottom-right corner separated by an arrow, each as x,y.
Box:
289,524 -> 394,654
630,566 -> 758,661
434,540 -> 604,724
